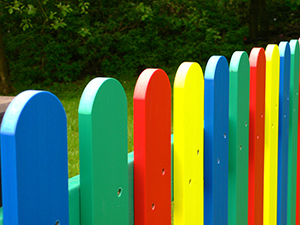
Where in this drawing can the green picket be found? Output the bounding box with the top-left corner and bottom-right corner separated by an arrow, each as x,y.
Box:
228,51 -> 250,225
78,77 -> 129,225
287,39 -> 300,225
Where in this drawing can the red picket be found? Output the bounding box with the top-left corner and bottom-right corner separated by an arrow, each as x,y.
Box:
133,69 -> 172,225
248,48 -> 266,225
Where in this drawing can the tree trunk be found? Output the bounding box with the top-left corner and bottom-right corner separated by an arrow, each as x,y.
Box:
0,25 -> 12,95
249,0 -> 259,41
258,0 -> 269,39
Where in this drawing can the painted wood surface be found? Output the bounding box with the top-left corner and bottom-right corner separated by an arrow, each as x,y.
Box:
78,78 -> 129,225
287,39 -> 299,225
248,47 -> 266,225
296,37 -> 300,225
204,56 -> 229,225
278,41 -> 291,225
134,69 -> 171,225
0,91 -> 69,225
228,51 -> 250,225
264,44 -> 280,225
173,62 -> 204,225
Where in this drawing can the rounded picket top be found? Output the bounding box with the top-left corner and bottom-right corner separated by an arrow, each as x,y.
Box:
78,77 -> 127,115
230,51 -> 250,75
250,47 -> 266,69
266,44 -> 280,64
279,41 -> 291,58
1,90 -> 69,225
204,55 -> 229,81
174,62 -> 204,89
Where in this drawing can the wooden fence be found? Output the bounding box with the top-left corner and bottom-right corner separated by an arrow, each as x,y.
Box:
0,39 -> 300,225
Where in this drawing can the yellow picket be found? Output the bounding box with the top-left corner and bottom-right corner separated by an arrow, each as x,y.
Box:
173,62 -> 204,225
264,44 -> 280,225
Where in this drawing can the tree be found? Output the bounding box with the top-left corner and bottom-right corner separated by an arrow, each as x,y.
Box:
249,0 -> 268,41
0,25 -> 12,94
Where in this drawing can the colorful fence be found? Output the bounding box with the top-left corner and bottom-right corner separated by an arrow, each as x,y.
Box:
0,39 -> 300,225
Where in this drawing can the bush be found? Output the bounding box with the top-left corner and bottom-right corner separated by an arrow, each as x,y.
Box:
1,0 -> 299,85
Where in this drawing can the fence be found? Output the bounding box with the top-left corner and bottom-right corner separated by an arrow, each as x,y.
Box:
0,39 -> 299,225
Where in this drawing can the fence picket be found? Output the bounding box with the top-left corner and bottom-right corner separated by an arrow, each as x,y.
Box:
134,69 -> 171,225
228,51 -> 250,225
173,62 -> 204,225
287,39 -> 299,225
78,78 -> 129,224
204,56 -> 229,225
264,44 -> 280,225
278,41 -> 291,225
0,91 -> 69,225
248,47 -> 266,225
297,36 -> 300,225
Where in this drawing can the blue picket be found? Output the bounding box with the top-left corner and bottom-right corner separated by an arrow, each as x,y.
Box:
0,91 -> 69,225
277,41 -> 291,225
204,56 -> 229,225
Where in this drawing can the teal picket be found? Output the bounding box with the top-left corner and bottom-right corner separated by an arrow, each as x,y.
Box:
78,78 -> 129,224
228,51 -> 250,225
287,39 -> 300,225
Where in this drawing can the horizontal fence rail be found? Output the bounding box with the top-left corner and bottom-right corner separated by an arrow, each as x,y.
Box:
0,39 -> 300,225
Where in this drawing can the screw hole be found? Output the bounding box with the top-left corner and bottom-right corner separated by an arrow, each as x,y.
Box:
117,187 -> 122,197
197,150 -> 199,155
162,168 -> 165,175
261,113 -> 263,118
245,121 -> 247,127
239,145 -> 242,150
189,179 -> 192,185
223,133 -> 227,138
55,221 -> 60,225
217,158 -> 220,164
152,203 -> 155,210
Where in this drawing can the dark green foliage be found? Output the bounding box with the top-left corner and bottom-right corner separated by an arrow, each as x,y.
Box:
0,0 -> 299,85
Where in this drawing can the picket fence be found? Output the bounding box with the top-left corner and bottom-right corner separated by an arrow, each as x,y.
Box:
0,39 -> 300,225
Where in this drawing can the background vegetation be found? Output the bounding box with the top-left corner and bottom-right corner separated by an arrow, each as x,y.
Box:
1,0 -> 300,177
1,0 -> 300,90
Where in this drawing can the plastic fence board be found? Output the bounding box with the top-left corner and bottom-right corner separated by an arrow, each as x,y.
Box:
134,69 -> 171,225
173,62 -> 204,225
128,151 -> 134,225
204,56 -> 229,225
287,39 -> 299,225
278,41 -> 291,225
228,51 -> 250,225
264,44 -> 280,225
248,47 -> 266,225
297,37 -> 300,225
0,91 -> 69,225
69,175 -> 80,225
171,134 -> 174,202
78,78 -> 129,225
